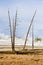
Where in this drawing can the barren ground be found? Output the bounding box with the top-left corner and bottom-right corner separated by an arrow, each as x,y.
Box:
0,46 -> 43,65
0,53 -> 43,65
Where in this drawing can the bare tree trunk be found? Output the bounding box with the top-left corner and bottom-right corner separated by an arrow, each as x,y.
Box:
12,10 -> 17,51
8,10 -> 14,51
12,18 -> 15,51
23,10 -> 36,50
8,10 -> 17,51
32,24 -> 34,49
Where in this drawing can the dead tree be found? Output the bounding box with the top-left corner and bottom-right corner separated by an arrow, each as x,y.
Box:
32,24 -> 34,49
12,11 -> 17,51
23,10 -> 37,50
8,10 -> 14,51
8,10 -> 17,51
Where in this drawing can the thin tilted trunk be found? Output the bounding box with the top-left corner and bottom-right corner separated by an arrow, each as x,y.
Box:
12,11 -> 17,51
8,10 -> 14,51
12,18 -> 15,51
32,24 -> 34,49
23,10 -> 36,50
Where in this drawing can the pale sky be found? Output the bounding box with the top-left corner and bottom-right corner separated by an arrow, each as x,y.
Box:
0,0 -> 43,38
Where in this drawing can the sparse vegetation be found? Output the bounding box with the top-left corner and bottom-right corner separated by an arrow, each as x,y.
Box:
35,38 -> 42,42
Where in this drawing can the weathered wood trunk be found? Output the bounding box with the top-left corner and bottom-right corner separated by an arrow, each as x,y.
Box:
32,24 -> 34,49
23,10 -> 36,50
8,10 -> 14,51
12,11 -> 17,51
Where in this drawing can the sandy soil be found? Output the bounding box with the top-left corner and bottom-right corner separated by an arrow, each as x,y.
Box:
0,54 -> 43,65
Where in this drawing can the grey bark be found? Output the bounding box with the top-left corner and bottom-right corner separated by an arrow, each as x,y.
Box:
12,11 -> 17,51
8,10 -> 15,51
32,24 -> 34,49
23,10 -> 37,50
8,10 -> 17,51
